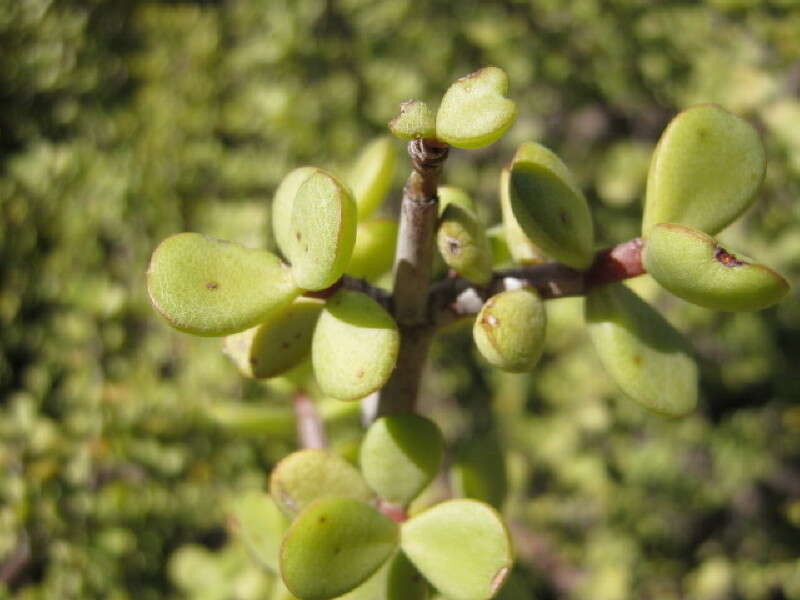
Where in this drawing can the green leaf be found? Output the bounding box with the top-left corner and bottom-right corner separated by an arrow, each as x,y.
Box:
437,203 -> 493,285
203,402 -> 295,437
346,219 -> 398,282
280,497 -> 398,600
499,168 -> 546,265
643,223 -> 789,311
312,290 -> 399,401
289,169 -> 358,290
269,449 -> 374,518
335,551 -> 428,600
389,100 -> 436,141
585,283 -> 698,416
642,104 -> 766,235
273,166 -> 317,259
450,430 -> 508,511
508,142 -> 595,270
227,490 -> 288,573
401,499 -> 512,600
147,233 -> 300,336
438,185 -> 476,215
436,67 -> 517,149
347,137 -> 396,220
223,298 -> 324,379
486,224 -> 512,267
360,414 -> 444,507
473,288 -> 547,373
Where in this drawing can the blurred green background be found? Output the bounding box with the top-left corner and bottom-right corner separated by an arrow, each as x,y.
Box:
1,0 -> 799,598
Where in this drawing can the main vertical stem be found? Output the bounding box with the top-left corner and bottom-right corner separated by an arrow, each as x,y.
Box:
376,139 -> 448,417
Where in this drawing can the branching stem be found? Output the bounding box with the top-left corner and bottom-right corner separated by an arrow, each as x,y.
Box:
376,139 -> 448,416
304,143 -> 647,419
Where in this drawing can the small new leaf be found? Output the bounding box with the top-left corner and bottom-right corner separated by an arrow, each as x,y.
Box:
389,100 -> 436,141
437,203 -> 493,285
436,67 -> 517,149
473,288 -> 547,373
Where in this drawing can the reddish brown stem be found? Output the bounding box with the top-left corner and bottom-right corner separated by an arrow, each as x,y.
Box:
432,237 -> 645,327
583,237 -> 645,288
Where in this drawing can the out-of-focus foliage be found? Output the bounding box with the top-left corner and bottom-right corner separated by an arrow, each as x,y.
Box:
0,0 -> 798,598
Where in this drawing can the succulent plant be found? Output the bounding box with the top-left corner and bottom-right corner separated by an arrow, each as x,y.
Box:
145,67 -> 791,600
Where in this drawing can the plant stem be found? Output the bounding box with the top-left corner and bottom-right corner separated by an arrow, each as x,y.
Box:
376,139 -> 449,417
432,237 -> 645,327
292,392 -> 326,449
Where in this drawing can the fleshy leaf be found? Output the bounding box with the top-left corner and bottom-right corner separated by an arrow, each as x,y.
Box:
289,169 -> 358,290
280,497 -> 398,600
643,223 -> 789,311
269,449 -> 374,518
438,185 -> 476,215
335,551 -> 428,600
499,168 -> 545,265
312,290 -> 399,401
147,233 -> 299,336
642,104 -> 766,235
223,298 -> 324,379
437,203 -> 493,285
508,142 -> 594,270
346,219 -> 398,282
473,288 -> 547,373
389,100 -> 436,141
347,137 -> 396,220
360,414 -> 444,507
273,166 -> 316,259
401,499 -> 512,600
204,402 -> 295,437
486,224 -> 512,267
450,430 -> 508,511
227,490 -> 288,573
436,67 -> 517,149
585,283 -> 698,416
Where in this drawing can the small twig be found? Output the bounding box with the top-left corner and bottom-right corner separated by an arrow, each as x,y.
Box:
509,521 -> 583,595
582,237 -> 645,288
432,237 -> 644,327
0,531 -> 30,587
303,275 -> 391,309
292,392 -> 326,449
376,139 -> 449,417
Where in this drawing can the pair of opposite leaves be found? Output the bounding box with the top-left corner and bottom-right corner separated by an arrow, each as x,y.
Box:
496,105 -> 787,416
230,414 -> 512,600
587,106 -> 787,417
147,137 -> 404,401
